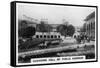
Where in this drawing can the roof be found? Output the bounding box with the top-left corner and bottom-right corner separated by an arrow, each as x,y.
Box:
84,11 -> 95,21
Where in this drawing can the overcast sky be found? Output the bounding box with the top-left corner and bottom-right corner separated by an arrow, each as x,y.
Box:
17,3 -> 96,27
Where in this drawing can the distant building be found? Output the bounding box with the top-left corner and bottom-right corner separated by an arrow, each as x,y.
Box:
50,24 -> 60,32
18,19 -> 37,30
73,26 -> 81,38
33,23 -> 62,39
36,23 -> 60,32
75,27 -> 81,32
33,32 -> 61,39
84,11 -> 95,40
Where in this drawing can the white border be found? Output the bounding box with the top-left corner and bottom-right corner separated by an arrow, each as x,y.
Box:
16,3 -> 97,65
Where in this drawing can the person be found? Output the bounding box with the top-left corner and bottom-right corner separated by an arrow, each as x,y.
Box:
76,35 -> 81,44
87,36 -> 90,42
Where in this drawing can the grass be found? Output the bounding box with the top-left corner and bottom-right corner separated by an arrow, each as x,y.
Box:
18,38 -> 62,52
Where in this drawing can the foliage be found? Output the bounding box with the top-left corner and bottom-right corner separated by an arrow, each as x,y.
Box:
18,20 -> 36,38
67,25 -> 75,36
57,24 -> 75,36
19,26 -> 36,38
36,21 -> 52,32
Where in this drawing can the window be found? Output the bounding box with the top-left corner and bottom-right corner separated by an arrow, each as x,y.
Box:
90,22 -> 92,29
93,22 -> 95,29
40,35 -> 42,38
36,35 -> 39,38
58,35 -> 60,38
44,35 -> 46,38
51,35 -> 53,38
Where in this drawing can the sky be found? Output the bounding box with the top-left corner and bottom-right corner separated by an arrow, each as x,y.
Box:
17,3 -> 96,27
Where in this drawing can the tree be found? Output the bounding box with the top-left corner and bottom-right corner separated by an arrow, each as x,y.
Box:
57,24 -> 75,37
18,20 -> 36,38
36,21 -> 52,32
18,20 -> 28,30
19,26 -> 36,38
57,25 -> 68,36
67,25 -> 75,36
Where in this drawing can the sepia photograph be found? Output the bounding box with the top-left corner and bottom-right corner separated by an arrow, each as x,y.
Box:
13,1 -> 97,66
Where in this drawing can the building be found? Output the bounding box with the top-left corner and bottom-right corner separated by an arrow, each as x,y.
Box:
73,26 -> 81,38
33,32 -> 61,39
50,24 -> 60,32
84,11 -> 95,40
18,19 -> 37,30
